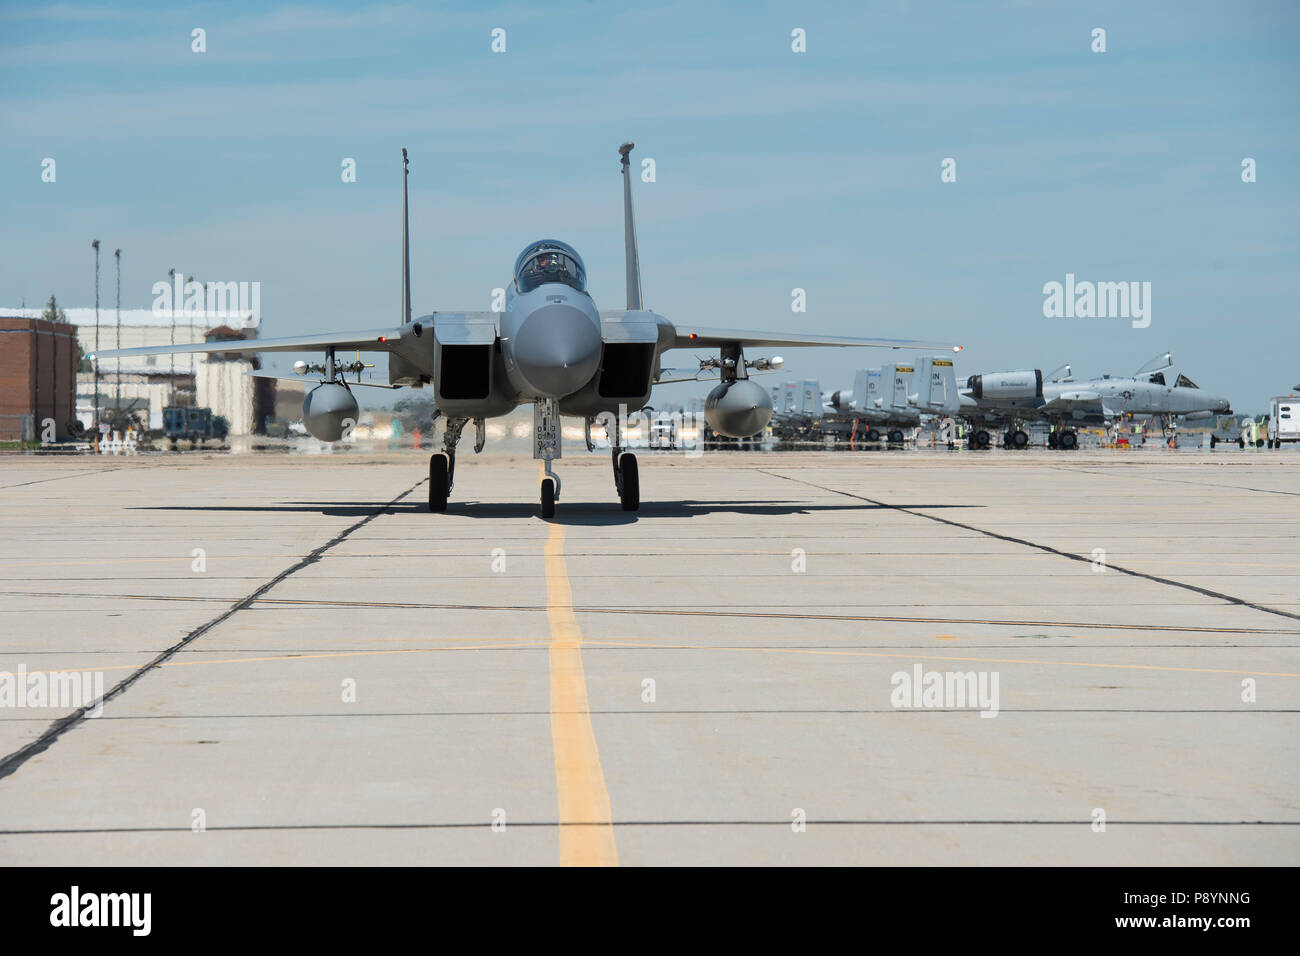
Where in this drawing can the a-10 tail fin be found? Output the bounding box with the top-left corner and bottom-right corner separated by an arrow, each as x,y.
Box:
799,379 -> 821,417
916,356 -> 959,413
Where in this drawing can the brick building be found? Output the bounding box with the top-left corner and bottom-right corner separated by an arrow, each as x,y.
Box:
0,316 -> 80,441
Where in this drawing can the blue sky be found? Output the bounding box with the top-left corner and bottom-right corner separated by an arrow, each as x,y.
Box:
2,0 -> 1298,410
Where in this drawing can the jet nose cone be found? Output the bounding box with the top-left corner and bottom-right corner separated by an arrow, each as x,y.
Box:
514,304 -> 602,397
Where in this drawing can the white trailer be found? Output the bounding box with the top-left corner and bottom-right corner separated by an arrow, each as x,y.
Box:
1268,395 -> 1299,447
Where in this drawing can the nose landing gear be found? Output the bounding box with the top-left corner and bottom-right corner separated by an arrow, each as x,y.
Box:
535,399 -> 561,519
541,461 -> 559,519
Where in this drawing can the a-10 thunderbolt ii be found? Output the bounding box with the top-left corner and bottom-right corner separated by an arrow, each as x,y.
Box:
92,143 -> 959,516
959,353 -> 1232,449
825,358 -> 960,443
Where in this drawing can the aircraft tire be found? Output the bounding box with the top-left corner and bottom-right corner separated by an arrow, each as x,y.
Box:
1013,430 -> 1029,449
541,478 -> 556,519
973,430 -> 990,449
619,454 -> 640,512
867,429 -> 880,442
1060,430 -> 1078,450
429,454 -> 449,512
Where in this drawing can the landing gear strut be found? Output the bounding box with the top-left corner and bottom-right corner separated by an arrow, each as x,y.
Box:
535,399 -> 561,519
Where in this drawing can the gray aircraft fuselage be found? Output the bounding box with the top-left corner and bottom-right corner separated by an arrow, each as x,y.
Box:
961,368 -> 1231,426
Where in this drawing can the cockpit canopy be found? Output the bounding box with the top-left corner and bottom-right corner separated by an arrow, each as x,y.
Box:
514,240 -> 586,294
1175,373 -> 1198,389
1135,352 -> 1173,376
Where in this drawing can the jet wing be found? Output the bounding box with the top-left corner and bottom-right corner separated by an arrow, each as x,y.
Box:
1042,390 -> 1110,419
654,365 -> 780,385
243,370 -> 400,389
89,328 -> 405,360
1046,389 -> 1102,406
670,326 -> 960,352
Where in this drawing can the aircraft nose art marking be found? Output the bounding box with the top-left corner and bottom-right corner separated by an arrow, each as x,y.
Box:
544,520 -> 619,866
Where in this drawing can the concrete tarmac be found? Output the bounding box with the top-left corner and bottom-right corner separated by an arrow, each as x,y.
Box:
0,448 -> 1296,865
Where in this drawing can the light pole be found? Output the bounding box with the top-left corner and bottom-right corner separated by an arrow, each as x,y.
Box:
114,248 -> 121,419
167,267 -> 176,407
92,239 -> 100,438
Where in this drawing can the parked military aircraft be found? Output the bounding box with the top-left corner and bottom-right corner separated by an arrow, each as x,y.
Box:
92,144 -> 958,516
959,353 -> 1231,449
826,358 -> 960,443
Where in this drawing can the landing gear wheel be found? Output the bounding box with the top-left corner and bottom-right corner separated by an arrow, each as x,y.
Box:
1059,430 -> 1078,450
1003,431 -> 1014,449
540,477 -> 556,519
888,429 -> 904,444
973,430 -> 990,449
1048,432 -> 1059,449
1013,430 -> 1029,449
618,453 -> 640,511
428,454 -> 449,512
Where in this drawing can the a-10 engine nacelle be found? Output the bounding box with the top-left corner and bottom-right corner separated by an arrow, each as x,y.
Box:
302,383 -> 359,442
966,369 -> 1043,401
705,379 -> 774,438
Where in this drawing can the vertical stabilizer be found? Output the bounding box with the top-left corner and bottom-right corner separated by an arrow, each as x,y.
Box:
401,148 -> 412,325
853,369 -> 870,412
619,142 -> 643,310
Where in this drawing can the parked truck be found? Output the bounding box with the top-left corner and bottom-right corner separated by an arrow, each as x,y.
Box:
1267,395 -> 1299,448
162,406 -> 229,444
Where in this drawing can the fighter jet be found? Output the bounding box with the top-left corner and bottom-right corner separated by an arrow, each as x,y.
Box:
959,353 -> 1231,449
92,143 -> 959,516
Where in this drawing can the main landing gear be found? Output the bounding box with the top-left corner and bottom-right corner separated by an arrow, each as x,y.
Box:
604,413 -> 640,512
1002,429 -> 1029,449
428,415 -> 469,512
1047,427 -> 1078,450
